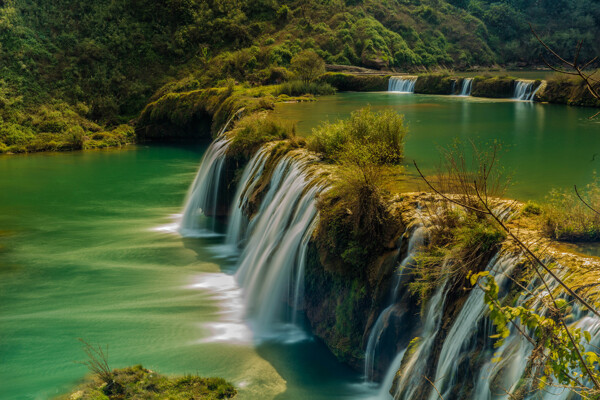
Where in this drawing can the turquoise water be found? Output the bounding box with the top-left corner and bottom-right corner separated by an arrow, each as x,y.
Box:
1,93 -> 599,399
275,92 -> 600,200
0,146 -> 362,399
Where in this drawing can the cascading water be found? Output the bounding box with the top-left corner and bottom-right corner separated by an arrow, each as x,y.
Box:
181,118 -> 600,399
179,136 -> 230,237
364,226 -> 426,383
219,147 -> 270,254
234,152 -> 322,340
391,281 -> 448,400
425,255 -> 519,400
514,80 -> 541,101
179,112 -> 241,237
459,78 -> 473,96
388,77 -> 418,93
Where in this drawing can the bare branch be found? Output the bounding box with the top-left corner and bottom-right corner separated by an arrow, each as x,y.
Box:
575,185 -> 600,217
423,375 -> 446,400
530,24 -> 574,68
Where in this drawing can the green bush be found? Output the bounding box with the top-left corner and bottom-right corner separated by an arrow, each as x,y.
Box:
290,49 -> 326,83
227,113 -> 296,159
543,179 -> 600,242
313,107 -> 407,276
276,80 -> 336,96
522,201 -> 542,216
308,107 -> 407,165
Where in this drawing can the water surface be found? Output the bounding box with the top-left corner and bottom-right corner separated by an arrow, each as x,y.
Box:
275,92 -> 600,200
0,145 -> 362,399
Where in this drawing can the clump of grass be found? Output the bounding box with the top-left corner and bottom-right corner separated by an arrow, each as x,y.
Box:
227,113 -> 297,160
409,209 -> 506,302
543,179 -> 600,242
276,80 -> 336,96
522,201 -> 542,216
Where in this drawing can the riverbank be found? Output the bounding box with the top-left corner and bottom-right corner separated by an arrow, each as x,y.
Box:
321,71 -> 600,107
3,67 -> 598,155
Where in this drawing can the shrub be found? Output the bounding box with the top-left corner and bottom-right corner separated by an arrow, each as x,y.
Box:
522,201 -> 542,216
276,80 -> 336,96
227,113 -> 296,159
290,49 -> 326,83
308,106 -> 407,165
410,141 -> 509,302
543,179 -> 600,242
313,107 -> 407,276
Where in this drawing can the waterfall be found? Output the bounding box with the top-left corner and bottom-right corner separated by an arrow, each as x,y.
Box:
364,226 -> 426,383
426,255 -> 519,400
514,80 -> 541,101
179,136 -> 230,237
388,77 -> 418,93
179,112 -> 241,237
234,152 -> 322,340
392,282 -> 448,400
219,147 -> 270,255
459,78 -> 473,96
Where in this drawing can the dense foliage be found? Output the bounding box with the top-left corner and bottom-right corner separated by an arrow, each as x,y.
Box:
0,0 -> 597,152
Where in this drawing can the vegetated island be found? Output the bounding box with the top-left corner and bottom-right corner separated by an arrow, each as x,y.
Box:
61,365 -> 236,400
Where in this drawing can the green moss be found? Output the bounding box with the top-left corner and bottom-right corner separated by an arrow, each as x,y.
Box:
333,279 -> 368,359
63,365 -> 236,400
319,73 -> 390,92
537,75 -> 600,108
471,76 -> 516,98
410,210 -> 506,302
276,80 -> 336,96
227,113 -> 296,160
414,74 -> 456,95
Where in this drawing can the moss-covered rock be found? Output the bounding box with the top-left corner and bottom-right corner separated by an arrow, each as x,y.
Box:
414,74 -> 457,95
471,76 -> 516,98
537,77 -> 600,107
319,73 -> 390,92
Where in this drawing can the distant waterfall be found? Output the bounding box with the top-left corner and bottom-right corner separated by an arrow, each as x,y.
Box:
459,78 -> 473,96
179,136 -> 230,237
388,77 -> 417,93
514,80 -> 541,101
234,152 -> 322,340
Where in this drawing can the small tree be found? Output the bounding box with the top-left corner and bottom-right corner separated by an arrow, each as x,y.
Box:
77,338 -> 123,396
290,50 -> 325,83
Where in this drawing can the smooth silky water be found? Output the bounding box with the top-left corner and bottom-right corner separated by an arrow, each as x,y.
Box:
0,145 -> 361,400
275,92 -> 600,200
